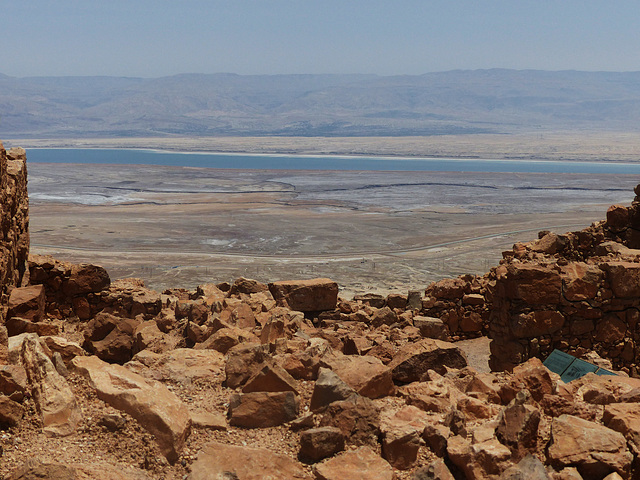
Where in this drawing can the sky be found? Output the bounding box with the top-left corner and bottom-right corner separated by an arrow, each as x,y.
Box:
2,1 -> 640,78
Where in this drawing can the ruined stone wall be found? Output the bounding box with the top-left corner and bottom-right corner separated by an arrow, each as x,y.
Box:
0,143 -> 30,304
488,196 -> 640,374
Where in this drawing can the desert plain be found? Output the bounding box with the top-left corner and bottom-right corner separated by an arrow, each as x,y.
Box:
18,134 -> 640,299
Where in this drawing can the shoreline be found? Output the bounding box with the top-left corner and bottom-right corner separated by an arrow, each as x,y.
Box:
6,132 -> 640,163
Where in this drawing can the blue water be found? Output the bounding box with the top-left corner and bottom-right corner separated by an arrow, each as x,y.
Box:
26,148 -> 640,174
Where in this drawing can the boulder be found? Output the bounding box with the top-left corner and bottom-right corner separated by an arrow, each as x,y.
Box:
499,454 -> 552,480
319,394 -> 380,447
188,442 -> 310,480
388,338 -> 467,383
63,263 -> 110,296
72,355 -> 191,463
314,446 -> 393,480
510,310 -> 564,338
7,285 -> 45,322
228,391 -> 299,428
412,459 -> 456,480
299,426 -> 345,462
446,435 -> 512,479
20,334 -> 81,437
225,343 -> 270,388
269,278 -> 338,312
5,459 -> 153,480
603,262 -> 640,298
547,414 -> 632,479
0,395 -> 24,427
83,312 -> 139,364
310,368 -> 357,411
229,277 -> 269,295
603,402 -> 640,455
380,405 -> 429,469
242,362 -> 299,394
322,353 -> 394,399
0,364 -> 28,401
495,395 -> 541,460
127,348 -> 225,385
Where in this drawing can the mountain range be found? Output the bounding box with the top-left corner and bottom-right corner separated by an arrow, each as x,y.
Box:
2,69 -> 640,137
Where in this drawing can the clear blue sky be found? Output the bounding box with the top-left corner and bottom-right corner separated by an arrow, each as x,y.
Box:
2,0 -> 640,78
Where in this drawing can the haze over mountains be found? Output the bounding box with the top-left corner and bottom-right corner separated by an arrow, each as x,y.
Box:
3,69 -> 640,138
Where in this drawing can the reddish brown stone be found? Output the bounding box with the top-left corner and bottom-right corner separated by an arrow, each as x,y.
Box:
63,263 -> 110,296
228,391 -> 299,428
314,446 -> 393,480
269,278 -> 338,312
388,338 -> 467,383
7,285 -> 45,322
504,264 -> 562,304
299,426 -> 345,462
510,310 -> 564,338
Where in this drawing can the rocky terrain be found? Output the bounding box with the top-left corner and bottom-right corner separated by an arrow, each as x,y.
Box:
4,141 -> 640,479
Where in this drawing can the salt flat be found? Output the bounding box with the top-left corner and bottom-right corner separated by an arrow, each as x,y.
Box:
27,161 -> 637,298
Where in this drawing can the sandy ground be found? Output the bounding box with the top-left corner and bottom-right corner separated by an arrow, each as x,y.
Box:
26,161 -> 638,299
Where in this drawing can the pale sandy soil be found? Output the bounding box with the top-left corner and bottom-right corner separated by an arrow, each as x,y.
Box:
26,162 -> 638,298
9,131 -> 640,162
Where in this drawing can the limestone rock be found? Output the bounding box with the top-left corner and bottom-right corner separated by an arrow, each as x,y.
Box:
388,338 -> 467,383
228,391 -> 299,428
188,441 -> 310,480
547,414 -> 632,479
20,334 -> 81,437
314,446 -> 393,480
269,278 -> 338,312
72,355 -> 191,463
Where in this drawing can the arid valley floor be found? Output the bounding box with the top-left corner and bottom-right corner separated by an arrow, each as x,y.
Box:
25,156 -> 638,299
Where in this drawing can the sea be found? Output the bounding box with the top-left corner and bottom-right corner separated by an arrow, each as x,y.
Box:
25,148 -> 640,174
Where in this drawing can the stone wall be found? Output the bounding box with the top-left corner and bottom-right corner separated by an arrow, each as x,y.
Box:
488,190 -> 640,374
0,143 -> 30,311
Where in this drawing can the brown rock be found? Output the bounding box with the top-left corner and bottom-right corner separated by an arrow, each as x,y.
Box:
380,405 -> 429,469
72,355 -> 191,463
0,395 -> 24,427
6,459 -> 153,480
595,315 -> 627,344
500,454 -> 552,480
426,278 -> 466,300
7,285 -> 45,322
531,232 -> 566,254
63,263 -> 110,296
562,262 -> 602,301
510,310 -> 565,338
242,362 -> 299,394
496,395 -> 541,460
548,414 -> 632,479
0,364 -> 28,402
83,312 -> 139,364
269,278 -> 338,312
299,426 -> 345,462
21,334 -> 81,437
388,338 -> 467,383
190,410 -> 227,430
603,402 -> 640,455
319,394 -> 380,447
604,261 -> 640,298
412,459 -> 456,480
446,435 -> 512,479
128,348 -> 225,384
229,277 -> 269,295
310,367 -> 357,411
607,205 -> 630,231
503,357 -> 555,403
228,391 -> 299,428
225,343 -> 270,388
386,293 -> 407,309
371,306 -> 398,327
354,293 -> 386,308
422,423 -> 451,457
504,264 -> 562,304
314,446 -> 393,480
323,353 -> 394,399
41,336 -> 85,366
188,442 -> 311,479
413,316 -> 449,340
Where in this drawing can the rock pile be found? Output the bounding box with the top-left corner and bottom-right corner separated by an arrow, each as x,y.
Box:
5,143 -> 640,479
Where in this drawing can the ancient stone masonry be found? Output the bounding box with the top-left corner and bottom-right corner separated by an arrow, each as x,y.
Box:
488,186 -> 640,373
0,143 -> 29,304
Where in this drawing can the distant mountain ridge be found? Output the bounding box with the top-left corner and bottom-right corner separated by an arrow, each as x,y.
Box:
2,69 -> 640,137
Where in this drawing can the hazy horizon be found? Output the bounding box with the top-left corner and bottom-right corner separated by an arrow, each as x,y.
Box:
3,1 -> 640,78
